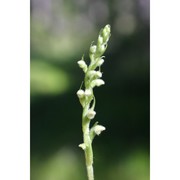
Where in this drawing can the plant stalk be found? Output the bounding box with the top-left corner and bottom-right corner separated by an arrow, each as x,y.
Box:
77,24 -> 111,180
82,97 -> 94,180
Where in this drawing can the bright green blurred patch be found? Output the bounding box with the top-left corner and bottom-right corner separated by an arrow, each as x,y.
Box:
31,148 -> 85,180
123,150 -> 149,180
31,148 -> 149,180
107,149 -> 149,180
31,60 -> 70,96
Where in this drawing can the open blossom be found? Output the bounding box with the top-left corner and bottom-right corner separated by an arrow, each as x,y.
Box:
87,110 -> 96,119
77,60 -> 86,68
90,45 -> 97,54
94,125 -> 106,135
79,143 -> 86,150
96,71 -> 102,78
97,59 -> 104,66
88,70 -> 97,77
77,89 -> 85,98
77,60 -> 87,72
91,79 -> 105,87
88,70 -> 102,78
85,89 -> 92,97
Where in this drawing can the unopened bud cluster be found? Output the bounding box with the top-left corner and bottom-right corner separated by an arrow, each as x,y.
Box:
89,24 -> 111,59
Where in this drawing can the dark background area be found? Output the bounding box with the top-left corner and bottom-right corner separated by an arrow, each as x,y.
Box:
31,0 -> 149,180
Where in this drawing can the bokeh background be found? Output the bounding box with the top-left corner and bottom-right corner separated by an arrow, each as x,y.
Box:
30,0 -> 150,180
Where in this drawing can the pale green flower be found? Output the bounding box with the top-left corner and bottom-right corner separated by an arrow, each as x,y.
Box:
77,24 -> 111,180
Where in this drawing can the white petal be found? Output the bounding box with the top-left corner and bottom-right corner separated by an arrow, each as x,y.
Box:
85,89 -> 92,97
94,125 -> 106,135
87,110 -> 96,119
77,89 -> 85,98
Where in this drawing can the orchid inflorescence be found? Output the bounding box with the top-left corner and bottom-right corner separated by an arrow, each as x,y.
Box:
76,24 -> 111,180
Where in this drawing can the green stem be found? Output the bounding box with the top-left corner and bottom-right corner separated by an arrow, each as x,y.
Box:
82,116 -> 94,180
82,68 -> 94,180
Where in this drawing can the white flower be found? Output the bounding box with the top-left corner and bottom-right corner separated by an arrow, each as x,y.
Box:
77,60 -> 87,72
78,143 -> 86,150
91,79 -> 105,87
88,70 -> 97,77
88,70 -> 102,78
90,45 -> 97,54
97,59 -> 104,66
77,60 -> 86,68
87,110 -> 96,119
76,89 -> 85,98
94,125 -> 106,135
85,89 -> 92,97
96,71 -> 102,78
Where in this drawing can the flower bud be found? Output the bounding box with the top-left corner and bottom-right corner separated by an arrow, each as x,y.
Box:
78,60 -> 87,68
88,70 -> 102,79
97,59 -> 104,66
88,70 -> 97,77
102,25 -> 110,42
104,24 -> 111,34
102,25 -> 110,37
96,71 -> 102,78
77,60 -> 87,72
85,89 -> 92,97
102,31 -> 108,39
99,45 -> 106,53
90,45 -> 97,54
98,35 -> 103,45
87,110 -> 96,119
91,79 -> 105,87
79,143 -> 86,150
77,89 -> 85,98
94,125 -> 106,135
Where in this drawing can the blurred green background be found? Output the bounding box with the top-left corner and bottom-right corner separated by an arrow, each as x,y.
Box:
30,0 -> 150,180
